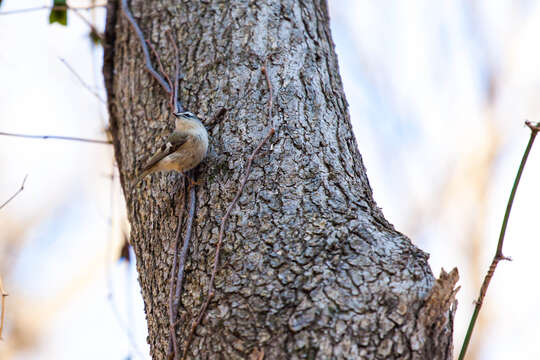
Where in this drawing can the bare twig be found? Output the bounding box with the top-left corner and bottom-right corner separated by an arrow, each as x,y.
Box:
59,58 -> 106,104
183,64 -> 276,358
122,3 -> 189,355
458,120 -> 540,360
168,177 -> 186,360
106,249 -> 146,360
183,128 -> 274,359
170,181 -> 196,360
0,2 -> 105,41
146,39 -> 174,111
121,0 -> 172,95
103,164 -> 145,359
0,276 -> 7,339
0,131 -> 111,144
0,4 -> 106,15
167,30 -> 182,113
168,176 -> 197,360
70,8 -> 104,42
0,175 -> 28,211
175,182 -> 196,310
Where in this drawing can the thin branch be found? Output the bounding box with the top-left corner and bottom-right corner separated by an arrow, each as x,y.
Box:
120,0 -> 172,95
59,57 -> 106,104
0,4 -> 105,47
146,38 -> 173,91
106,247 -> 146,360
175,181 -> 196,310
104,165 -> 145,359
145,39 -> 174,112
458,120 -> 540,360
0,4 -> 106,15
70,8 -> 104,42
168,177 -> 186,360
0,131 -> 111,144
167,30 -> 183,113
183,63 -> 276,358
168,176 -> 198,360
0,175 -> 28,211
0,276 -> 7,340
183,67 -> 275,357
171,181 -> 196,360
183,128 -> 274,359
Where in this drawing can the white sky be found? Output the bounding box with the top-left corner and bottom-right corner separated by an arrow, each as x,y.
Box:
1,1 -> 540,359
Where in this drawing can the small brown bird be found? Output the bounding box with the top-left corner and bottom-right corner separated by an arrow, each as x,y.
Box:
132,111 -> 209,188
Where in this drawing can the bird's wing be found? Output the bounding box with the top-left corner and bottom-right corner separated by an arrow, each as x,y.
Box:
140,132 -> 190,172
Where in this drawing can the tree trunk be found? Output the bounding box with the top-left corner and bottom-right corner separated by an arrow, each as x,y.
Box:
103,0 -> 459,359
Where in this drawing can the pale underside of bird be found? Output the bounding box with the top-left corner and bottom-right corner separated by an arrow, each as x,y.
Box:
132,112 -> 209,189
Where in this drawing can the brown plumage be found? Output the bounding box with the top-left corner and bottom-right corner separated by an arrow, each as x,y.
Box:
132,111 -> 209,189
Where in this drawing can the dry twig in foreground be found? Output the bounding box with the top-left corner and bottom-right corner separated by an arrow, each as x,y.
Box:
0,131 -> 111,145
60,58 -> 106,104
0,4 -> 106,16
0,175 -> 28,210
458,120 -> 540,360
0,276 -> 7,339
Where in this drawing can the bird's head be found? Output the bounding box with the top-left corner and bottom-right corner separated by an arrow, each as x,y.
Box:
174,111 -> 203,130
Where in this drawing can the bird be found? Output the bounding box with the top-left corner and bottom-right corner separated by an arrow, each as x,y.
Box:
132,111 -> 209,189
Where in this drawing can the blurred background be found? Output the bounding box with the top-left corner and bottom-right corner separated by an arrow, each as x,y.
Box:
1,0 -> 539,359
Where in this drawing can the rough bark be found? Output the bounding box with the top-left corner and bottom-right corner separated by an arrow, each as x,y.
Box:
103,0 -> 459,359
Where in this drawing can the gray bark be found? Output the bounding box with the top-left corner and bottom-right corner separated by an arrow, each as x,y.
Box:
103,0 -> 459,359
